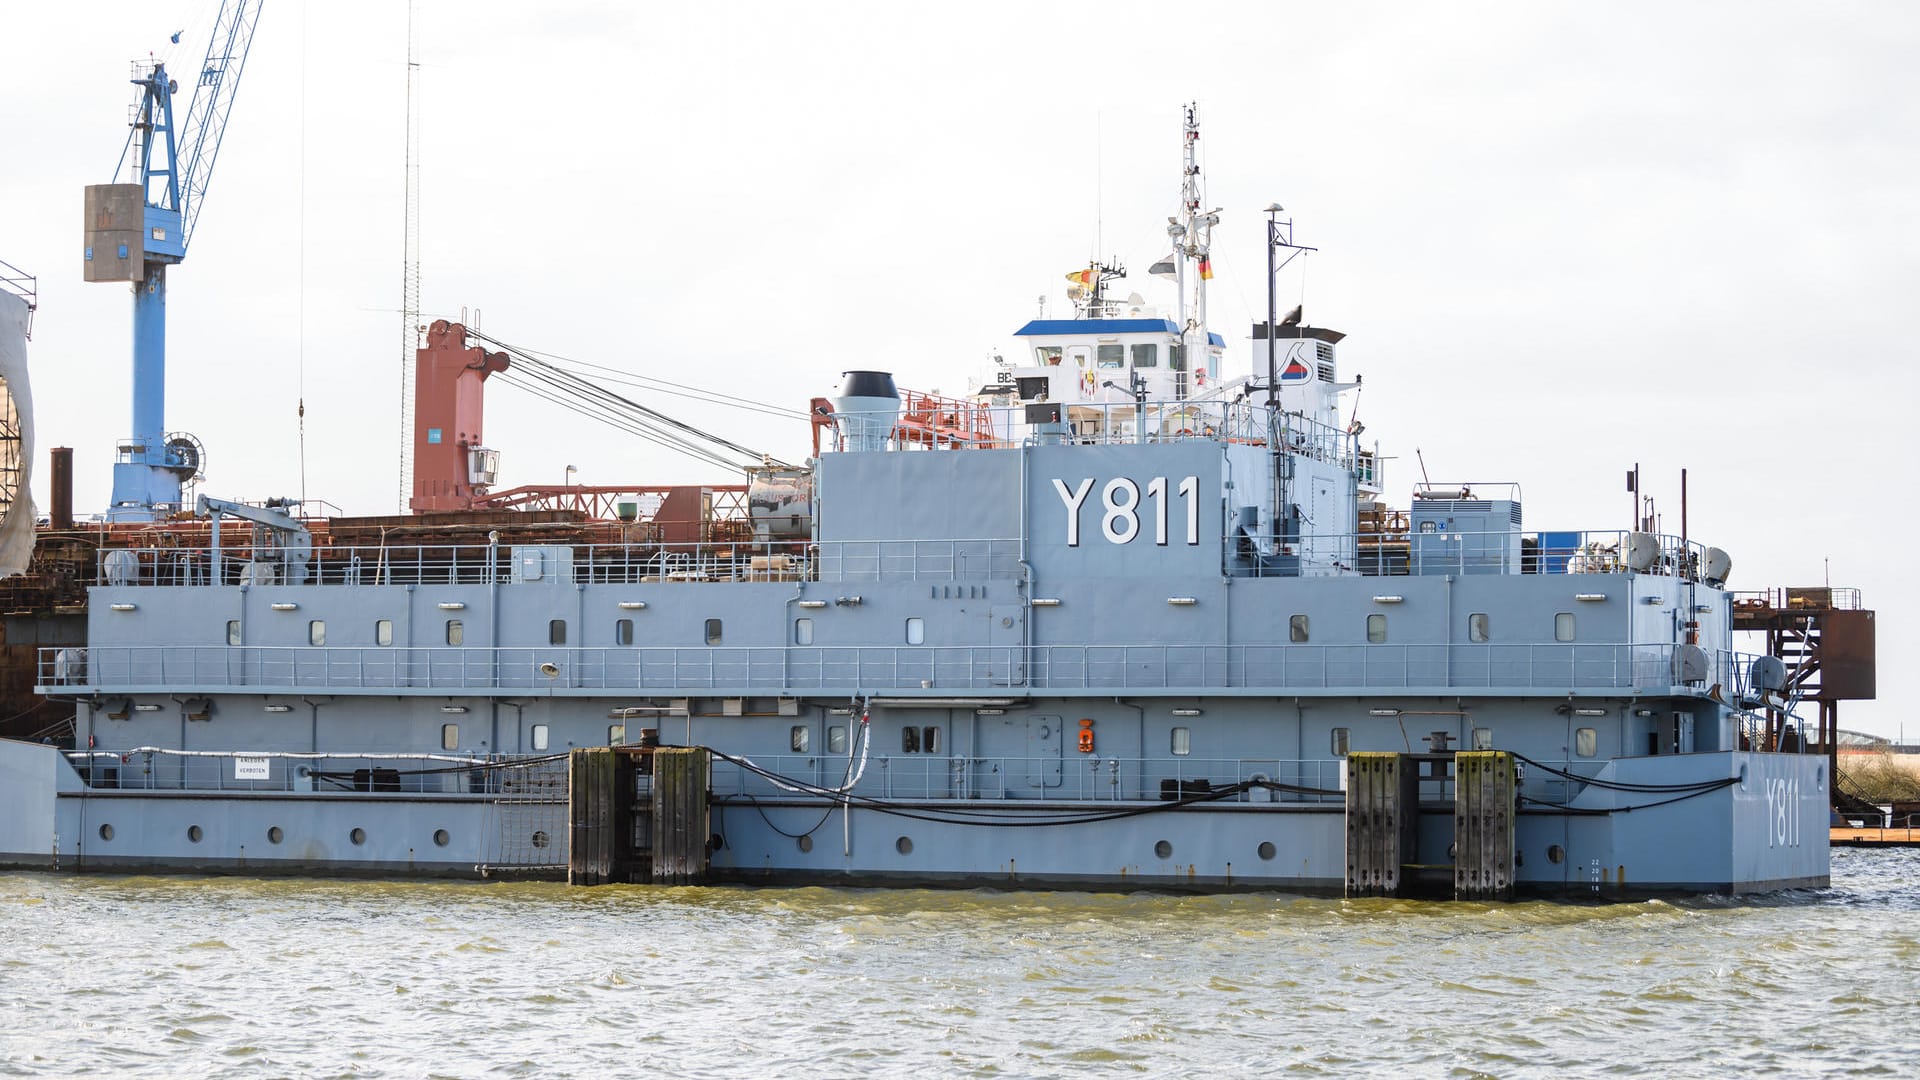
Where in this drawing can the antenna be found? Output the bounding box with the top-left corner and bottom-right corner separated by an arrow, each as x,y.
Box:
398,0 -> 423,512
1416,447 -> 1432,489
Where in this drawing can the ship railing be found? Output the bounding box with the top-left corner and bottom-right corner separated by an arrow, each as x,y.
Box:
43,642 -> 1733,695
711,754 -> 1351,804
825,399 -> 1355,466
1256,528 -> 1715,580
1729,586 -> 1865,613
710,753 -> 1598,806
59,747 -> 567,796
91,538 -> 1026,588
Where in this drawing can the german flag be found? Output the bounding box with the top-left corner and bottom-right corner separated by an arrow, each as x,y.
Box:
1198,255 -> 1214,281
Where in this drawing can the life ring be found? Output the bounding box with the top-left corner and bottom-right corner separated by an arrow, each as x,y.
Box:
1194,367 -> 1208,387
1175,428 -> 1193,438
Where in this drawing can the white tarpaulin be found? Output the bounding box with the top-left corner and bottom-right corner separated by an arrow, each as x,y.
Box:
0,290 -> 34,577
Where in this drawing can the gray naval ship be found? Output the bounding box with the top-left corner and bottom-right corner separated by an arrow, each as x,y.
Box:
0,110 -> 1828,898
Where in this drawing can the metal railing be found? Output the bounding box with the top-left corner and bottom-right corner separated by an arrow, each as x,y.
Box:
713,754 -> 1349,803
43,642 -> 1725,694
825,399 -> 1358,471
1253,528 -> 1716,579
96,538 -> 1025,588
60,748 -> 557,795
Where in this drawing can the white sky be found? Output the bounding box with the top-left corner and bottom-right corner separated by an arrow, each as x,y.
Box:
1,1 -> 1913,736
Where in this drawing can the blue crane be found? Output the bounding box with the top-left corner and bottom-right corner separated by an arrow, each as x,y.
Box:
83,1 -> 264,521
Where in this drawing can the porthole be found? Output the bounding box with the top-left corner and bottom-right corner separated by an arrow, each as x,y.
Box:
433,829 -> 450,847
268,826 -> 284,845
895,836 -> 913,855
98,824 -> 114,842
797,834 -> 813,853
1548,844 -> 1566,865
187,825 -> 203,844
1257,841 -> 1276,861
1154,839 -> 1173,859
531,830 -> 551,849
1738,763 -> 1750,788
709,833 -> 724,853
1816,765 -> 1827,792
349,827 -> 366,846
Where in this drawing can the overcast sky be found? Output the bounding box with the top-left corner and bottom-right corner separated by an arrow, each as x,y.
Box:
1,1 -> 1913,736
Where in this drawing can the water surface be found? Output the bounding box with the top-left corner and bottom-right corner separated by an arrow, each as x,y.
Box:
3,849 -> 1916,1077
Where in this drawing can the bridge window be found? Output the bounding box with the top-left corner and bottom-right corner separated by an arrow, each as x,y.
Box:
227,620 -> 241,646
1468,613 -> 1490,642
1575,727 -> 1598,757
793,617 -> 813,646
441,723 -> 459,751
905,617 -> 925,646
1037,346 -> 1063,366
827,725 -> 847,754
705,618 -> 723,645
922,726 -> 940,754
375,619 -> 394,647
446,620 -> 464,646
1131,343 -> 1158,368
1331,727 -> 1350,757
531,724 -> 549,752
309,620 -> 326,647
1289,614 -> 1309,642
902,726 -> 920,753
1366,613 -> 1387,643
1097,344 -> 1125,369
608,724 -> 626,745
791,725 -> 810,753
1171,727 -> 1192,756
549,619 -> 567,646
1554,612 -> 1576,642
615,618 -> 633,646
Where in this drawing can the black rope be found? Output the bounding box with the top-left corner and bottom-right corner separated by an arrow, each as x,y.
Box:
1513,752 -> 1737,794
1520,777 -> 1737,816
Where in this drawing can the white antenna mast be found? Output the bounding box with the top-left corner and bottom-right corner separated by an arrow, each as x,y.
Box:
398,0 -> 423,512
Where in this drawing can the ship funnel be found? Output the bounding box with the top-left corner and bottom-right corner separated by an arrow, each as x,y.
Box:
833,371 -> 900,452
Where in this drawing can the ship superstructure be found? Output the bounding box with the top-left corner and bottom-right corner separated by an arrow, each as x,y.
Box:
0,105 -> 1841,897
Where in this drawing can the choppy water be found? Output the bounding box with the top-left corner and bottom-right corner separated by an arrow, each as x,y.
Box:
2,850 -> 1917,1078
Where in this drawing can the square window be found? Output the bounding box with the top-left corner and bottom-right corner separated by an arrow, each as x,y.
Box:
827,725 -> 847,754
1171,726 -> 1191,756
309,620 -> 326,647
794,617 -> 813,646
1472,727 -> 1494,750
615,618 -> 633,646
1554,612 -> 1576,642
905,617 -> 925,646
923,726 -> 940,754
1037,346 -> 1063,366
441,723 -> 459,751
1096,344 -> 1125,369
1366,613 -> 1387,643
902,726 -> 920,753
531,724 -> 550,752
227,619 -> 242,646
375,619 -> 394,647
705,618 -> 723,646
608,724 -> 626,745
446,619 -> 464,646
1575,727 -> 1598,758
1468,613 -> 1490,643
549,619 -> 567,646
1289,614 -> 1309,643
791,725 -> 810,753
1331,727 -> 1350,757
1131,343 -> 1158,368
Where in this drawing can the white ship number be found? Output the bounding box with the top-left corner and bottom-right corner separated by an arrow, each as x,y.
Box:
1764,776 -> 1802,848
1053,476 -> 1199,547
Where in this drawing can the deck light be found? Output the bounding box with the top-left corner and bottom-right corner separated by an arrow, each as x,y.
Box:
270,602 -> 298,612
1574,593 -> 1607,602
440,705 -> 469,715
438,602 -> 466,611
109,603 -> 137,612
1371,595 -> 1404,604
263,704 -> 293,714
975,708 -> 1006,716
1030,598 -> 1062,607
1166,597 -> 1198,606
1573,708 -> 1607,717
133,703 -> 162,712
1368,708 -> 1401,717
796,600 -> 827,609
618,601 -> 648,610
1171,708 -> 1203,717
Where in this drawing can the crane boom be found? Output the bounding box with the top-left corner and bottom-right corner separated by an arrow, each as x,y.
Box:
84,1 -> 264,521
